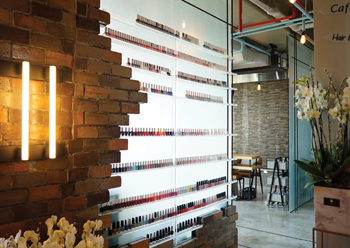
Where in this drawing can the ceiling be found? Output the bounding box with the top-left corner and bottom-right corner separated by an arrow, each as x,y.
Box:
231,0 -> 314,52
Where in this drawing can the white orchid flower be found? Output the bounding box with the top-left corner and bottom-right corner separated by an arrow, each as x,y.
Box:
14,230 -> 21,244
338,115 -> 347,124
346,76 -> 350,87
67,225 -> 77,235
24,230 -> 39,248
94,236 -> 103,248
94,221 -> 102,232
344,87 -> 350,97
295,88 -> 301,98
51,231 -> 65,245
74,241 -> 86,248
85,240 -> 93,248
17,237 -> 27,248
0,238 -> 5,248
307,109 -> 321,119
42,242 -> 62,248
45,216 -> 58,236
57,218 -> 70,233
65,233 -> 75,248
300,99 -> 309,109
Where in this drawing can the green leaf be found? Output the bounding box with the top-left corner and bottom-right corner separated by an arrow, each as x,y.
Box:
294,160 -> 325,178
301,178 -> 325,191
333,156 -> 350,180
323,164 -> 333,174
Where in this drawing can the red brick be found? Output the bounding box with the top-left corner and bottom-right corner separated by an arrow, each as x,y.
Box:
48,22 -> 75,40
77,2 -> 87,16
89,34 -> 111,49
89,60 -> 111,74
29,185 -> 60,202
30,126 -> 59,140
47,0 -> 75,13
0,7 -> 12,25
57,83 -> 74,97
0,0 -> 29,13
48,170 -> 67,184
13,172 -> 47,188
0,189 -> 27,207
14,13 -> 47,32
77,29 -> 88,43
57,111 -> 73,125
130,92 -> 148,103
62,97 -> 73,110
100,74 -> 121,88
0,92 -> 22,108
75,206 -> 99,222
85,86 -> 108,99
65,195 -> 86,211
32,1 -> 63,22
69,167 -> 89,182
31,95 -> 60,110
121,102 -> 140,114
14,202 -> 48,221
0,207 -> 14,224
0,175 -> 12,191
0,24 -> 29,44
103,241 -> 109,248
0,108 -> 8,123
109,89 -> 128,101
62,12 -> 75,27
12,44 -> 45,64
108,139 -> 128,151
87,190 -> 109,207
99,126 -> 120,138
100,101 -> 120,113
99,152 -> 120,164
129,238 -> 149,248
75,127 -> 98,138
61,183 -> 74,198
48,199 -> 63,215
61,126 -> 72,140
98,215 -> 111,230
31,33 -> 62,52
75,179 -> 100,195
0,41 -> 11,58
121,78 -> 140,90
0,222 -> 27,239
74,98 -> 98,112
85,113 -> 108,125
89,165 -> 111,178
74,152 -> 99,167
83,139 -> 107,152
79,0 -> 100,8
0,162 -> 28,174
68,140 -> 83,153
100,176 -> 121,190
112,64 -> 132,78
30,80 -> 45,93
76,16 -> 99,33
75,57 -> 88,70
101,50 -> 121,64
76,44 -> 100,59
1,125 -> 21,140
88,6 -> 110,24
37,157 -> 68,170
0,76 -> 11,91
109,114 -> 129,125
74,112 -> 84,125
74,70 -> 99,85
60,212 -> 73,224
46,51 -> 74,68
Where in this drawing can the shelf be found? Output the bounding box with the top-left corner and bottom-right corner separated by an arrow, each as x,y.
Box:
177,97 -> 238,106
176,77 -> 229,90
177,57 -> 227,74
121,134 -> 230,138
99,184 -> 230,216
175,225 -> 203,237
129,66 -> 175,80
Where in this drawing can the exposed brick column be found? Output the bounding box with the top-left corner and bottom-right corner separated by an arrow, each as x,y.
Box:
0,0 -> 147,239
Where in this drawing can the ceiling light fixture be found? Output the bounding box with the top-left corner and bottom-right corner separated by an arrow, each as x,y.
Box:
289,0 -> 296,4
300,32 -> 306,44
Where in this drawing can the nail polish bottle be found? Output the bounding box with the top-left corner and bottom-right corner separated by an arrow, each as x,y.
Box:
128,219 -> 132,230
112,222 -> 116,234
132,218 -> 135,229
108,224 -> 112,236
171,226 -> 174,235
116,221 -> 120,233
120,220 -> 124,232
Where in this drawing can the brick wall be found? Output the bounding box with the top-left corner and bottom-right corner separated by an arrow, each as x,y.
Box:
0,0 -> 147,241
232,81 -> 289,166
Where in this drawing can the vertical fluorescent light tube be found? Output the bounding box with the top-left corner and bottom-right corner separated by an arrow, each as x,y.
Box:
49,66 -> 56,159
22,61 -> 29,161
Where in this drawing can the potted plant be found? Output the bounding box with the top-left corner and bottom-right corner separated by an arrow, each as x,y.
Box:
294,69 -> 350,235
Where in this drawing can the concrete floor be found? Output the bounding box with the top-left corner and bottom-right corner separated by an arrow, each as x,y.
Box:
234,186 -> 314,248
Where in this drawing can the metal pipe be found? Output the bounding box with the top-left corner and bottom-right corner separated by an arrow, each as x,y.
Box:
232,37 -> 270,56
232,16 -> 309,36
293,2 -> 314,21
232,6 -> 296,31
232,39 -> 244,54
239,0 -> 243,33
237,20 -> 312,38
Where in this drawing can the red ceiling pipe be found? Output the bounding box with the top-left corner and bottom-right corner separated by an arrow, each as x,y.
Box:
239,0 -> 243,33
232,6 -> 296,32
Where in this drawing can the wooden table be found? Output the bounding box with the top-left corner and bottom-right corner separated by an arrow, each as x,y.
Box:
232,154 -> 260,200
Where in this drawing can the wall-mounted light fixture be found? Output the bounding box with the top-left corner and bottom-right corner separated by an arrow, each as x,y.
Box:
182,20 -> 186,29
49,66 -> 56,159
257,82 -> 261,91
22,61 -> 30,161
0,60 -> 66,163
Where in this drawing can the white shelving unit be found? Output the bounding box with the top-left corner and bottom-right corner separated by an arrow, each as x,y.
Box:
100,0 -> 235,246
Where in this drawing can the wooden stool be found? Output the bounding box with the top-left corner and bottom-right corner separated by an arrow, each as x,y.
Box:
232,174 -> 244,199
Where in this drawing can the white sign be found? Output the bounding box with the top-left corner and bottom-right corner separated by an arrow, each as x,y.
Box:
319,2 -> 350,15
324,32 -> 350,43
